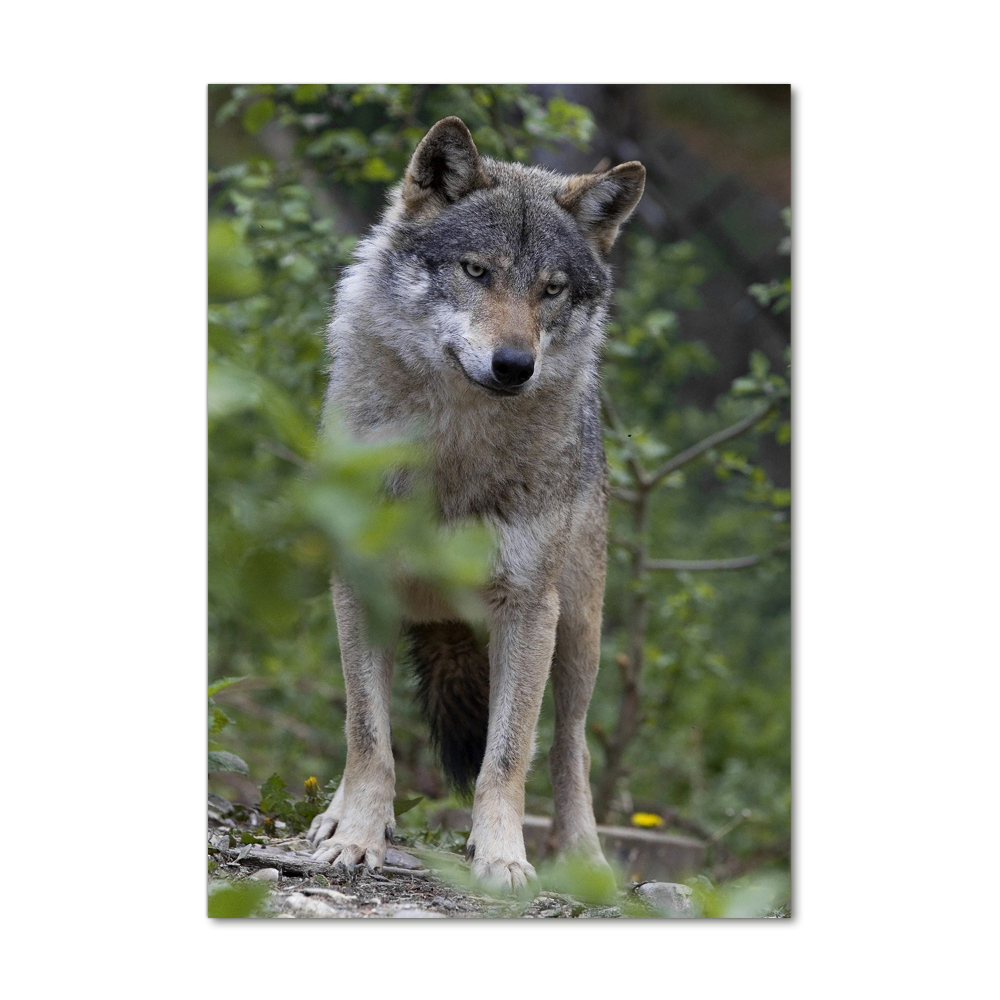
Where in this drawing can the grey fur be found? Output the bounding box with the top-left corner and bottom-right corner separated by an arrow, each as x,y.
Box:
307,117 -> 645,892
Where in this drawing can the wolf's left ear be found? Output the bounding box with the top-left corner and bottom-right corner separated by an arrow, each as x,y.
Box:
401,117 -> 491,217
557,162 -> 646,255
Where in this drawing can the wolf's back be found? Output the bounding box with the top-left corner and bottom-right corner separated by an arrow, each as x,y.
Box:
407,621 -> 490,794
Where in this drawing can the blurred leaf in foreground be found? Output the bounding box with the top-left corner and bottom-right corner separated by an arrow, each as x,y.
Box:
208,879 -> 270,918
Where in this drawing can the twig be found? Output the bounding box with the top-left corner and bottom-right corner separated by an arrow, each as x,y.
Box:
610,487 -> 639,503
647,403 -> 777,487
609,532 -> 639,553
599,389 -> 650,487
645,542 -> 789,572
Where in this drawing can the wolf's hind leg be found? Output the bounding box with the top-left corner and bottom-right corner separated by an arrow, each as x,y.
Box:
309,582 -> 396,869
549,531 -> 611,872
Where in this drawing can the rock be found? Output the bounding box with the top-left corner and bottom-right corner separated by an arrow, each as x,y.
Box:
250,868 -> 280,881
284,893 -> 340,918
208,793 -> 233,817
633,881 -> 694,917
392,907 -> 447,918
385,848 -> 424,869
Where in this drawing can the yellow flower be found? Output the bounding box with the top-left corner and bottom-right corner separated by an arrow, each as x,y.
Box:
304,776 -> 319,802
631,812 -> 665,828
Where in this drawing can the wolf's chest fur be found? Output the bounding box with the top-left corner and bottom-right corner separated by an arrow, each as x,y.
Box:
425,390 -> 581,524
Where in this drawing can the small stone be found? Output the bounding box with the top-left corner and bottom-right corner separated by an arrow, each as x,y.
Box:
385,848 -> 423,869
579,906 -> 622,919
392,907 -> 447,918
250,868 -> 280,881
208,793 -> 234,816
284,893 -> 340,918
633,881 -> 694,917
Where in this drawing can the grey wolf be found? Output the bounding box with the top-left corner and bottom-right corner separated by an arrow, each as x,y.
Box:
307,117 -> 645,893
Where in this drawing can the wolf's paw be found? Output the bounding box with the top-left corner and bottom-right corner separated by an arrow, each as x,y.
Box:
469,853 -> 537,894
307,805 -> 343,846
311,824 -> 393,870
307,784 -> 346,846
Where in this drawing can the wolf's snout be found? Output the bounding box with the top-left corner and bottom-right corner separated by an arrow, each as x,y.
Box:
491,347 -> 535,388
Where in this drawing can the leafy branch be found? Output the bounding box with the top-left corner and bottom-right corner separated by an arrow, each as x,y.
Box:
593,385 -> 788,822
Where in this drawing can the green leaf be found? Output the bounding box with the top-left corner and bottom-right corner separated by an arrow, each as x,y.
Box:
209,705 -> 232,737
208,676 -> 247,698
259,772 -> 294,821
293,84 -> 327,104
208,751 -> 249,774
749,350 -> 770,380
293,799 -> 323,826
393,795 -> 424,817
360,156 -> 395,182
243,98 -> 275,135
207,219 -> 262,301
208,879 -> 269,918
279,252 -> 318,284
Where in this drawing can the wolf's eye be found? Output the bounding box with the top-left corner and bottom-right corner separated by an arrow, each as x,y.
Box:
462,262 -> 486,279
544,282 -> 565,297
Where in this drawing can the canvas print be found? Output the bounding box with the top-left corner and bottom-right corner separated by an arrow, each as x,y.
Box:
207,85 -> 791,918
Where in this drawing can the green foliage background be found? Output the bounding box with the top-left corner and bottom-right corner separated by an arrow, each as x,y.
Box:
207,84 -> 790,879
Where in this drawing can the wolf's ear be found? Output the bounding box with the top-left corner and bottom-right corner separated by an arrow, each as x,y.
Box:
557,162 -> 646,255
401,117 -> 490,216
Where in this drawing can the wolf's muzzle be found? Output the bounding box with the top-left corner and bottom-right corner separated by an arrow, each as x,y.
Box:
491,347 -> 535,389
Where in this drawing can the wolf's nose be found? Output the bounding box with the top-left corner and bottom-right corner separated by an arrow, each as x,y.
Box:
492,347 -> 535,388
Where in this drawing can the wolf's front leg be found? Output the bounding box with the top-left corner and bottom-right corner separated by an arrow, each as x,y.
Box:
467,585 -> 560,893
308,583 -> 396,869
549,507 -> 613,874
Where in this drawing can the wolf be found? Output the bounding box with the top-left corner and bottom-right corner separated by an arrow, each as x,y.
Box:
306,116 -> 645,893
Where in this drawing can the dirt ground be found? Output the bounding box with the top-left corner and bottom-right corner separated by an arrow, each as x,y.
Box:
208,795 -> 628,918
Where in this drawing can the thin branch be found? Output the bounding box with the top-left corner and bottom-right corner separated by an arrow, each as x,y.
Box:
647,402 -> 777,487
610,486 -> 639,503
645,541 -> 789,572
609,532 -> 639,553
599,389 -> 650,488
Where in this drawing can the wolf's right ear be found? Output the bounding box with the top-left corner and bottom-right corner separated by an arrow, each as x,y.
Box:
557,161 -> 646,255
401,117 -> 490,217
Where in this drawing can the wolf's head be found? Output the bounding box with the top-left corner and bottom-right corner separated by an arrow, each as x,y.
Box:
364,117 -> 645,399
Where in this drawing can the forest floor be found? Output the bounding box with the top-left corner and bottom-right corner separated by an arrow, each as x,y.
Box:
206,793 -> 788,919
208,794 -> 648,919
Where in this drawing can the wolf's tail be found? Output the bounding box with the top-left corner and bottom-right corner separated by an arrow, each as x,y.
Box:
406,621 -> 490,794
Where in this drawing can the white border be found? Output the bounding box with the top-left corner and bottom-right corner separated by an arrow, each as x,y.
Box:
5,1 -> 997,994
